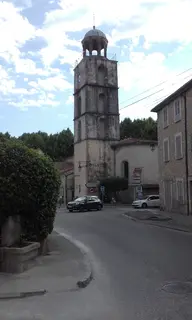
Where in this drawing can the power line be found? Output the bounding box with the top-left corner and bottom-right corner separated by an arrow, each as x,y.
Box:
119,89 -> 163,110
140,73 -> 192,112
119,67 -> 192,106
119,72 -> 192,111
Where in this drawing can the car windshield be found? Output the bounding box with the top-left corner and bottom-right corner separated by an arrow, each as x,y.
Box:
74,197 -> 86,202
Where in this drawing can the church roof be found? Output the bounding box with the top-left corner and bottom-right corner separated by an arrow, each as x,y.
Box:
111,138 -> 157,149
55,161 -> 74,174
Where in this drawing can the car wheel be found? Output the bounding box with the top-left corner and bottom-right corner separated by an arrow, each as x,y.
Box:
69,209 -> 73,212
142,203 -> 147,208
78,206 -> 84,212
97,204 -> 102,211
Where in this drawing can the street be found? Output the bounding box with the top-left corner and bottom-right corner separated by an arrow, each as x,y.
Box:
55,206 -> 192,319
1,206 -> 192,319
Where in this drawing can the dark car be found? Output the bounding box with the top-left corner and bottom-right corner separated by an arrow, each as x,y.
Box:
67,196 -> 103,212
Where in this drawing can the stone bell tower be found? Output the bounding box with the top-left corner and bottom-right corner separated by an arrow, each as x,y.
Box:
74,26 -> 120,197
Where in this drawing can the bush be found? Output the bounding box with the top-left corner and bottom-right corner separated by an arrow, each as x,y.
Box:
100,177 -> 128,192
0,140 -> 61,242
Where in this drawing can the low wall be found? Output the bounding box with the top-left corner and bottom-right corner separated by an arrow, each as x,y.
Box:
0,242 -> 40,273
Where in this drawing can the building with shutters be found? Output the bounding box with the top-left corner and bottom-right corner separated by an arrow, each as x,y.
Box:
151,78 -> 192,215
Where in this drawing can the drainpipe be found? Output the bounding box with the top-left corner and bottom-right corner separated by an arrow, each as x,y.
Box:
113,147 -> 116,177
183,93 -> 190,215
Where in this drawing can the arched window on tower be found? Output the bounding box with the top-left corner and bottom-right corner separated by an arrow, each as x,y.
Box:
77,120 -> 81,142
76,96 -> 81,118
98,65 -> 106,86
121,161 -> 129,179
99,93 -> 105,113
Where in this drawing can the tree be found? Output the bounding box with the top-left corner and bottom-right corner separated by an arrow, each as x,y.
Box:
120,117 -> 157,140
100,177 -> 128,192
0,116 -> 157,162
19,132 -> 46,152
18,128 -> 74,161
0,139 -> 61,242
0,132 -> 11,142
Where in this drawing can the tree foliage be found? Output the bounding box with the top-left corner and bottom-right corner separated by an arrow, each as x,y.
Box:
0,139 -> 61,241
120,117 -> 157,141
0,128 -> 74,161
0,117 -> 157,161
100,177 -> 128,192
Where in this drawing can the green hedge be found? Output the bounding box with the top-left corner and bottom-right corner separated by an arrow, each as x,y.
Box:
100,177 -> 128,192
0,140 -> 61,241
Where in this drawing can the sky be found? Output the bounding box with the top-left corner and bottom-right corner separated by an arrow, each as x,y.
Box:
1,0 -> 192,137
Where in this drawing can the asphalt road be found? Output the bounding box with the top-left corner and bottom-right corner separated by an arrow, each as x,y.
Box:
55,206 -> 192,320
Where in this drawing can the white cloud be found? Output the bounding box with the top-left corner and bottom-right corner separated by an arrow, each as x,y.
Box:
66,95 -> 73,105
0,2 -> 36,63
29,74 -> 72,91
118,52 -> 168,93
1,0 -> 192,118
117,47 -> 192,120
14,58 -> 47,75
42,0 -> 192,52
13,57 -> 61,76
9,97 -> 60,108
0,66 -> 15,95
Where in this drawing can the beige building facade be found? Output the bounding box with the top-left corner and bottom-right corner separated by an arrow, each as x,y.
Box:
57,138 -> 159,204
152,79 -> 192,215
113,139 -> 159,202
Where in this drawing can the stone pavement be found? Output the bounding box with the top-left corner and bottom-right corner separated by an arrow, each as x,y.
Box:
0,231 -> 89,299
124,208 -> 192,232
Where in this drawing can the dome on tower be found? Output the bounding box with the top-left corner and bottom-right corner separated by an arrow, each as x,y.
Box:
82,26 -> 108,58
83,27 -> 107,40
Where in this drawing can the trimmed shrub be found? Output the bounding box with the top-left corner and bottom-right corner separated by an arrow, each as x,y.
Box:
0,139 -> 61,242
100,177 -> 128,192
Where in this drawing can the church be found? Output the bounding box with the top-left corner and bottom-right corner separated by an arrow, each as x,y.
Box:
56,26 -> 159,204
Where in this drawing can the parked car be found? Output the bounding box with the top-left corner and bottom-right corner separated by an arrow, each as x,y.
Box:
132,195 -> 160,209
67,195 -> 103,212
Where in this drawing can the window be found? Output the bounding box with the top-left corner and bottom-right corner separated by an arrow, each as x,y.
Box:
76,73 -> 81,86
163,107 -> 168,128
77,120 -> 81,142
176,179 -> 184,203
163,138 -> 170,162
99,93 -> 105,113
174,99 -> 181,122
122,161 -> 129,179
175,132 -> 183,159
148,196 -> 159,200
98,65 -> 105,86
77,96 -> 81,117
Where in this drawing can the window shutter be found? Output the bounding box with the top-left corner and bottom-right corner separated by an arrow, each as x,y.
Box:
164,139 -> 169,162
175,135 -> 182,159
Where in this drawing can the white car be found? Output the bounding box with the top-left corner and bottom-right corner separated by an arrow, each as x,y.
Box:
132,195 -> 160,209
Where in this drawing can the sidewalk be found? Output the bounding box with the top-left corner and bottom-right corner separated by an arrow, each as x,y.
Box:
123,209 -> 192,233
0,231 -> 90,299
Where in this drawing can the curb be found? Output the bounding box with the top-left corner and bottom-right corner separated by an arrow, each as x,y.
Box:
54,228 -> 94,289
0,289 -> 46,300
122,213 -> 191,234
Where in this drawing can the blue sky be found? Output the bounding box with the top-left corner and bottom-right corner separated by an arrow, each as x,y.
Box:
1,0 -> 192,137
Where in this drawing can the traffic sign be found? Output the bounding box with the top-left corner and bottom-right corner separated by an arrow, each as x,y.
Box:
100,186 -> 105,193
